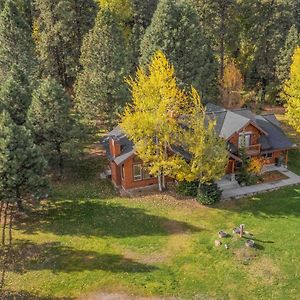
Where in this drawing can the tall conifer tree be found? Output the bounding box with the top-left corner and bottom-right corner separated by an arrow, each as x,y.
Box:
276,25 -> 300,87
0,111 -> 47,211
140,0 -> 218,102
34,0 -> 98,89
0,65 -> 32,125
28,78 -> 77,176
75,9 -> 130,127
0,0 -> 36,81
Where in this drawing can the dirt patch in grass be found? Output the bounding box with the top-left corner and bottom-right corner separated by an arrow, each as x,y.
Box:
234,247 -> 257,264
79,293 -> 179,300
123,220 -> 192,265
247,257 -> 282,285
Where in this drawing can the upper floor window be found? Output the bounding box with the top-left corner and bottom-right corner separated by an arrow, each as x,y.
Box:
238,132 -> 251,148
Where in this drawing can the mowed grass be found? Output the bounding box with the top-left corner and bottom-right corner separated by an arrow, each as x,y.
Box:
3,122 -> 300,299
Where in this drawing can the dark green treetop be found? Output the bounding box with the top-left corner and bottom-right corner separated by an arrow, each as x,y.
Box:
75,8 -> 130,127
140,0 -> 218,102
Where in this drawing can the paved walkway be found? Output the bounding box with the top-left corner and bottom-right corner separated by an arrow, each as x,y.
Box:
221,166 -> 300,201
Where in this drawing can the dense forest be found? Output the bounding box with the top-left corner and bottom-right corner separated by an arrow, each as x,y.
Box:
0,0 -> 299,214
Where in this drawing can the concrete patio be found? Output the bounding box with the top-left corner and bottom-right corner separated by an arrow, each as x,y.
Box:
219,166 -> 300,201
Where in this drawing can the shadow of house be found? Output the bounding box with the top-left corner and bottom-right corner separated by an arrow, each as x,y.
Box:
2,241 -> 158,275
15,200 -> 202,238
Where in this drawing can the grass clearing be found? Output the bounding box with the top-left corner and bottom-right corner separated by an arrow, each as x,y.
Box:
2,116 -> 300,299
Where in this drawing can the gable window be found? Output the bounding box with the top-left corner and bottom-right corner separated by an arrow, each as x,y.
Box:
133,164 -> 142,181
238,132 -> 251,148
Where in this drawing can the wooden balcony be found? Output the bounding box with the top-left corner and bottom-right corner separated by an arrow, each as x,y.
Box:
243,144 -> 261,156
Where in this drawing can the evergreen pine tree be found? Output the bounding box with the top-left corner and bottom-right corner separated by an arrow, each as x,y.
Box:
75,9 -> 130,127
0,0 -> 4,11
0,0 -> 36,81
34,0 -> 98,89
0,111 -> 47,210
276,25 -> 300,87
130,0 -> 158,71
140,0 -> 218,102
28,78 -> 77,176
0,64 -> 32,125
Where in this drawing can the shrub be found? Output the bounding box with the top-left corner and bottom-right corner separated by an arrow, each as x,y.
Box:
197,182 -> 222,205
176,180 -> 198,197
247,157 -> 264,176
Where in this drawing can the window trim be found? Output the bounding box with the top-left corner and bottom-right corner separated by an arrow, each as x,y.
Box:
262,152 -> 273,159
238,131 -> 252,148
133,164 -> 142,181
121,164 -> 125,181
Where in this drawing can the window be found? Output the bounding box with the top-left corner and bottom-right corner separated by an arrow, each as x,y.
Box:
262,152 -> 273,158
239,132 -> 251,148
133,164 -> 142,181
121,164 -> 125,180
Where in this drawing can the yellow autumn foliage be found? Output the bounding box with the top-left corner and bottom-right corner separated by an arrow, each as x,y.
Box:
121,50 -> 228,184
283,47 -> 300,133
247,157 -> 264,176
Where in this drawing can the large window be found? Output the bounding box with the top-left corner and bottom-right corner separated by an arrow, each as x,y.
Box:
238,132 -> 251,148
133,164 -> 142,181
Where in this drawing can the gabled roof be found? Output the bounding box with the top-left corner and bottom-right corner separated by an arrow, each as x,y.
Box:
102,126 -> 135,166
207,106 -> 294,151
102,105 -> 295,165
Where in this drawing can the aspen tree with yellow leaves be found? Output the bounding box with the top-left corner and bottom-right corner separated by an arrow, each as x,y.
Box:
283,47 -> 300,133
122,51 -> 227,192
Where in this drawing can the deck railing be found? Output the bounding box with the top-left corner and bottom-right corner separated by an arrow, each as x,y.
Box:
243,144 -> 261,156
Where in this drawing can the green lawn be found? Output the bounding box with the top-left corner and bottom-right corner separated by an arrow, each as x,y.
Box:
3,122 -> 300,299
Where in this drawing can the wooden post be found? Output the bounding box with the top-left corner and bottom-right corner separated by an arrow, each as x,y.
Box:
285,151 -> 288,168
240,224 -> 244,238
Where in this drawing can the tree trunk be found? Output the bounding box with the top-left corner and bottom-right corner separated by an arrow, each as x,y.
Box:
16,189 -> 23,212
1,203 -> 8,246
158,173 -> 162,192
0,201 -> 3,225
57,144 -> 64,178
8,204 -> 13,247
162,174 -> 166,190
260,78 -> 267,105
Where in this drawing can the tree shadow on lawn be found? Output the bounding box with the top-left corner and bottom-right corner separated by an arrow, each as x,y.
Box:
2,240 -> 158,275
217,186 -> 300,218
15,200 -> 203,238
2,291 -> 71,300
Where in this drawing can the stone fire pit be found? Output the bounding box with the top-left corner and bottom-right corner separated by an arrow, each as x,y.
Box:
245,239 -> 255,248
233,228 -> 241,234
218,231 -> 228,238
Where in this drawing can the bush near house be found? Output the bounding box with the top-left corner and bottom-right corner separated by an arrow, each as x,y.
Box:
176,180 -> 222,205
197,182 -> 222,205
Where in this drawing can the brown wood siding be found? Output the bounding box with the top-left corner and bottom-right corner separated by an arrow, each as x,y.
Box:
226,160 -> 235,174
229,124 -> 261,147
121,156 -> 158,190
110,161 -> 121,186
263,150 -> 287,165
